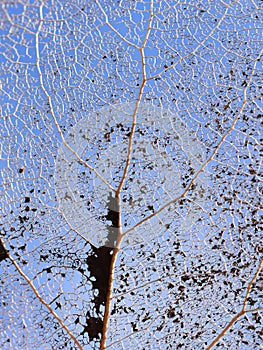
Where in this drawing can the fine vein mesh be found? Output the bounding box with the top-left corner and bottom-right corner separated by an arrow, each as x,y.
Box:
0,0 -> 262,349
54,102 -> 207,248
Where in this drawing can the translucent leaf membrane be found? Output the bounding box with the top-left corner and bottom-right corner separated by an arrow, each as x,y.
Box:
0,0 -> 262,349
